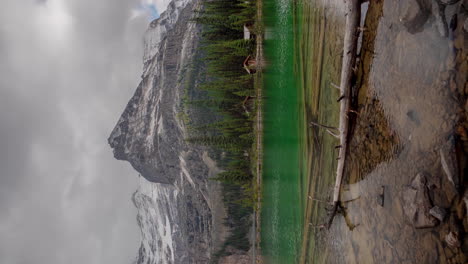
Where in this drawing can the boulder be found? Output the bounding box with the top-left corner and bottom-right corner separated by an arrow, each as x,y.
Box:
399,0 -> 432,33
445,231 -> 461,248
429,206 -> 447,221
402,173 -> 438,228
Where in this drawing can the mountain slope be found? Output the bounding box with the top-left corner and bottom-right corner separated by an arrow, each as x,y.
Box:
108,0 -> 228,262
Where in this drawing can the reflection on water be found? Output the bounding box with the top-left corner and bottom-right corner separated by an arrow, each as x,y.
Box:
261,0 -> 303,262
262,0 -> 468,263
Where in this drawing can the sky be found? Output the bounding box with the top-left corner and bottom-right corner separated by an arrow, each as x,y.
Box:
0,0 -> 169,263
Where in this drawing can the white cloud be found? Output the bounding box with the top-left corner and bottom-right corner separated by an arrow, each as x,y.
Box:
34,0 -> 73,45
0,0 -> 146,263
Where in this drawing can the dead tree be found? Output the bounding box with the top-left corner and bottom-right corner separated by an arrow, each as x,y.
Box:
326,0 -> 362,229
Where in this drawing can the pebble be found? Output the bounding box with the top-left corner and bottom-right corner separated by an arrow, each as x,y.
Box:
411,172 -> 427,189
407,110 -> 421,125
446,231 -> 461,248
378,185 -> 385,207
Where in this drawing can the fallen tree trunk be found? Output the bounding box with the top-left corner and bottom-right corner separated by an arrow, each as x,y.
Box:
326,0 -> 361,229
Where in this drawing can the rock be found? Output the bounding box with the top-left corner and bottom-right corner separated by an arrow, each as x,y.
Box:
427,172 -> 442,191
411,172 -> 428,189
440,141 -> 460,190
430,206 -> 447,221
407,110 -> 421,125
378,185 -> 385,207
464,17 -> 468,32
399,0 -> 461,37
402,173 -> 438,228
399,0 -> 431,33
446,231 -> 461,248
433,0 -> 449,37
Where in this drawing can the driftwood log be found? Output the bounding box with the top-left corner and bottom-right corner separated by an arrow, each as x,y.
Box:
326,0 -> 362,229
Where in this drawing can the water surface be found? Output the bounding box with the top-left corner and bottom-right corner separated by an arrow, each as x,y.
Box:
261,0 -> 304,262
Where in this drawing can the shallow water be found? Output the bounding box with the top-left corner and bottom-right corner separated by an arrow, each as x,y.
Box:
262,0 -> 468,263
260,0 -> 304,262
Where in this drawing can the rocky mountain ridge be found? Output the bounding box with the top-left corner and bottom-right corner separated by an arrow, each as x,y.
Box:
108,0 -> 228,262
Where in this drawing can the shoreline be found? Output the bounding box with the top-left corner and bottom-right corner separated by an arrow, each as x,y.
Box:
252,0 -> 264,261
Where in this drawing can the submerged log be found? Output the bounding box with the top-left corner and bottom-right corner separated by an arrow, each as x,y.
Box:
326,0 -> 361,229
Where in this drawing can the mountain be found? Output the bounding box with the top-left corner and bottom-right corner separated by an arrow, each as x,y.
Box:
109,0 -> 196,185
108,0 -> 228,262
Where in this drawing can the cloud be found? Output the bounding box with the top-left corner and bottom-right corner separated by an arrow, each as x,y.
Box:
34,0 -> 73,44
0,0 -> 153,263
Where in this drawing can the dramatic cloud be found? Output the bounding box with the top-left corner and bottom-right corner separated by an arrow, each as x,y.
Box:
0,0 -> 171,263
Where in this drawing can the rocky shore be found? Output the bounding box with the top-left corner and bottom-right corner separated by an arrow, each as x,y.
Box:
338,0 -> 468,263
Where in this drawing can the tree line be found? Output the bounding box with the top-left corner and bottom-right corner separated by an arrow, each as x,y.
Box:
188,0 -> 256,184
184,0 -> 257,259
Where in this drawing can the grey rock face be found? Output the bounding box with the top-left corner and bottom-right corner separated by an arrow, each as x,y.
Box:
131,174 -> 219,264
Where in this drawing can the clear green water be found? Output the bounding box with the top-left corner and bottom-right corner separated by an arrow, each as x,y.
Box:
260,0 -> 304,262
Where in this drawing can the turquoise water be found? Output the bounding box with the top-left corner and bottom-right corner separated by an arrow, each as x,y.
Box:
261,0 -> 304,262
